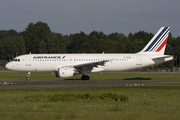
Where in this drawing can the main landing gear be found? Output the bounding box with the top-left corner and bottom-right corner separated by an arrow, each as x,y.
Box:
81,75 -> 89,80
26,72 -> 31,81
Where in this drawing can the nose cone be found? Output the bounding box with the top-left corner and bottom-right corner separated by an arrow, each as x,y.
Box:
5,63 -> 11,70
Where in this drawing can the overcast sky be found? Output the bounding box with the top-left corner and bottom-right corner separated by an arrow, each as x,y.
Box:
0,0 -> 180,37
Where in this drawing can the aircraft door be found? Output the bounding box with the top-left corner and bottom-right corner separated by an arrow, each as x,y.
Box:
136,55 -> 142,65
26,56 -> 31,66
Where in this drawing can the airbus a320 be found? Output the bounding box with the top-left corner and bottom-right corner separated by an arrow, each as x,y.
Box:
5,27 -> 173,80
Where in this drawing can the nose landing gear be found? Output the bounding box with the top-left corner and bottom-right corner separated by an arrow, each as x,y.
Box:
26,72 -> 31,80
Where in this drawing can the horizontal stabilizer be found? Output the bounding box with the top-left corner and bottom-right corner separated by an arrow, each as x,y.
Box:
151,55 -> 173,64
151,55 -> 173,60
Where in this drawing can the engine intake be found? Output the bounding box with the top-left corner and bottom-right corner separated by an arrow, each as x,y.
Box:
55,67 -> 74,78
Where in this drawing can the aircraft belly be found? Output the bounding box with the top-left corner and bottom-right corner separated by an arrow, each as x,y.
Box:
101,61 -> 136,72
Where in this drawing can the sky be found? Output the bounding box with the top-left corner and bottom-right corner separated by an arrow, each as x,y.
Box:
0,0 -> 180,37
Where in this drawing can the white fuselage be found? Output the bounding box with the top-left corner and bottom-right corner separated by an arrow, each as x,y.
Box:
5,53 -> 171,73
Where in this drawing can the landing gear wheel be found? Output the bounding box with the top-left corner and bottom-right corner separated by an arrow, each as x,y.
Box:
85,75 -> 89,80
81,75 -> 90,80
26,77 -> 30,81
26,72 -> 31,81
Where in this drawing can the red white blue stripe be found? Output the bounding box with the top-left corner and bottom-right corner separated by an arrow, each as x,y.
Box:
144,27 -> 170,52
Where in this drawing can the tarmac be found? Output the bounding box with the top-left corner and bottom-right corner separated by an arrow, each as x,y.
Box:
0,79 -> 180,88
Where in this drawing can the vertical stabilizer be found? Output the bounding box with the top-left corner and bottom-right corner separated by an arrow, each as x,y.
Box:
138,27 -> 170,55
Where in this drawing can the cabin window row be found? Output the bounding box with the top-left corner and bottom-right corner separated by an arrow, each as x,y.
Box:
32,59 -> 130,62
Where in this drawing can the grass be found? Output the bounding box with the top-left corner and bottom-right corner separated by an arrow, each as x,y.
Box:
0,86 -> 180,120
0,71 -> 180,119
1,71 -> 180,80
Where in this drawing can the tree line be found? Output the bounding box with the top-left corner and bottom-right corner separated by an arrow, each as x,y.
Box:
0,21 -> 179,67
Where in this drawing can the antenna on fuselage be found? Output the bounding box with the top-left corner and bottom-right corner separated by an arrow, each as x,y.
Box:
29,52 -> 31,54
102,52 -> 105,54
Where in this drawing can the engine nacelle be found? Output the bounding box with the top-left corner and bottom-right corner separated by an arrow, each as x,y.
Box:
55,67 -> 74,78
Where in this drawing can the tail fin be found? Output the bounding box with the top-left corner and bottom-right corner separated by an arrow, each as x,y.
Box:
138,27 -> 170,55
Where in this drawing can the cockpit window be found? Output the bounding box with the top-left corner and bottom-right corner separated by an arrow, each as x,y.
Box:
12,59 -> 20,62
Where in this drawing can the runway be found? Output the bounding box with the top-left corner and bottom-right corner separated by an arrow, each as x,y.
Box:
0,79 -> 180,88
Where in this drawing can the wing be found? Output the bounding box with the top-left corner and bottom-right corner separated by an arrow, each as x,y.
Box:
73,60 -> 109,74
53,60 -> 109,74
73,60 -> 108,68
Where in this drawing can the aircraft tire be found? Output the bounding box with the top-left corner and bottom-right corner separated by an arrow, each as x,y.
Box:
81,75 -> 89,80
81,76 -> 84,80
26,77 -> 30,81
86,75 -> 90,80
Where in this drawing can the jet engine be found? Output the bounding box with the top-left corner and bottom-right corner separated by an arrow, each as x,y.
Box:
55,67 -> 74,78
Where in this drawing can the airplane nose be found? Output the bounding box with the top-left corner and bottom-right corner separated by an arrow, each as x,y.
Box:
5,63 -> 11,70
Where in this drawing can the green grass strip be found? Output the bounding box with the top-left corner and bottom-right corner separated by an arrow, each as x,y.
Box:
22,93 -> 128,102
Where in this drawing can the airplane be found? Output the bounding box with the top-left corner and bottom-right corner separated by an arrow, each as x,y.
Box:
5,27 -> 173,80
